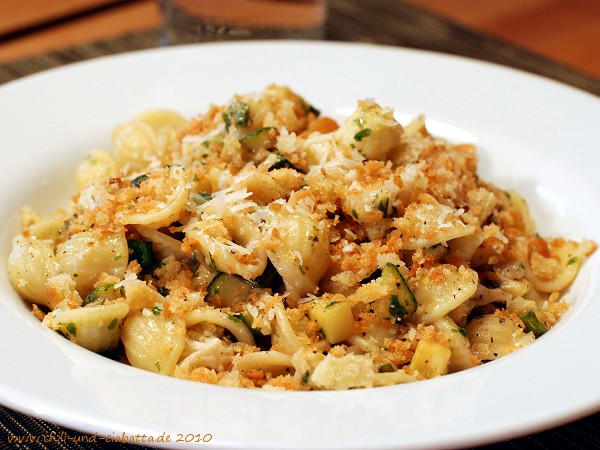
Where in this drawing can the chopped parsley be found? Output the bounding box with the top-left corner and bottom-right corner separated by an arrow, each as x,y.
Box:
354,128 -> 372,142
452,327 -> 467,336
83,283 -> 115,306
227,313 -> 243,323
192,192 -> 213,206
378,363 -> 395,373
377,198 -> 390,218
131,174 -> 149,187
127,239 -> 155,272
66,322 -> 77,336
301,371 -> 310,384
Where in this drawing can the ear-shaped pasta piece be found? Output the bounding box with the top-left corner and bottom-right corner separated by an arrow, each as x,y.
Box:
341,180 -> 399,240
264,205 -> 330,305
310,353 -> 375,390
75,149 -> 118,189
20,207 -> 69,243
122,277 -> 165,311
413,264 -> 478,324
447,229 -> 485,263
178,337 -> 233,369
112,121 -> 161,173
56,230 -> 128,296
185,308 -> 255,345
433,315 -> 480,372
525,238 -> 596,293
44,302 -> 129,352
466,315 -> 534,361
117,166 -> 189,229
185,216 -> 267,281
335,100 -> 404,161
121,310 -> 186,375
394,198 -> 477,250
8,236 -> 61,307
133,109 -> 188,133
184,186 -> 268,280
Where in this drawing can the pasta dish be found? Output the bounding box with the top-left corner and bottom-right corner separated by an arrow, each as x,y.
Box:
8,85 -> 596,390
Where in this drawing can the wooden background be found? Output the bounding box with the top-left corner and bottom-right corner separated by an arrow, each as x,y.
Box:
1,0 -> 600,79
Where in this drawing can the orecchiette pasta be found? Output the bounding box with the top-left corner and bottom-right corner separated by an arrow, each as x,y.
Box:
55,230 -> 128,296
44,302 -> 130,353
121,310 -> 186,375
8,85 -> 596,390
8,236 -> 61,307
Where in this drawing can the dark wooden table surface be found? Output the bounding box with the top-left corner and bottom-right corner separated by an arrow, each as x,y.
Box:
1,1 -> 599,449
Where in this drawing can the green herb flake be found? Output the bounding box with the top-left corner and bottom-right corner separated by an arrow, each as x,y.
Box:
567,256 -> 578,266
127,239 -> 155,272
208,253 -> 217,269
378,363 -> 395,373
377,198 -> 390,218
83,283 -> 115,306
131,174 -> 149,187
151,305 -> 163,316
66,322 -> 77,336
319,327 -> 327,339
192,192 -> 213,206
108,318 -> 118,330
154,361 -> 162,372
352,209 -> 359,219
227,313 -> 243,323
325,301 -> 339,310
301,371 -> 310,384
354,128 -> 372,142
452,327 -> 467,336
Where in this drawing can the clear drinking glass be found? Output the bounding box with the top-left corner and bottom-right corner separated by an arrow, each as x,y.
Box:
159,0 -> 328,45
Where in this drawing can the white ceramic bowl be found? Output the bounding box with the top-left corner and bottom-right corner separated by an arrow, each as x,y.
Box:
0,42 -> 598,450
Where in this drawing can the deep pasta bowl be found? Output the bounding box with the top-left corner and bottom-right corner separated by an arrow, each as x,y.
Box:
0,41 -> 599,450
